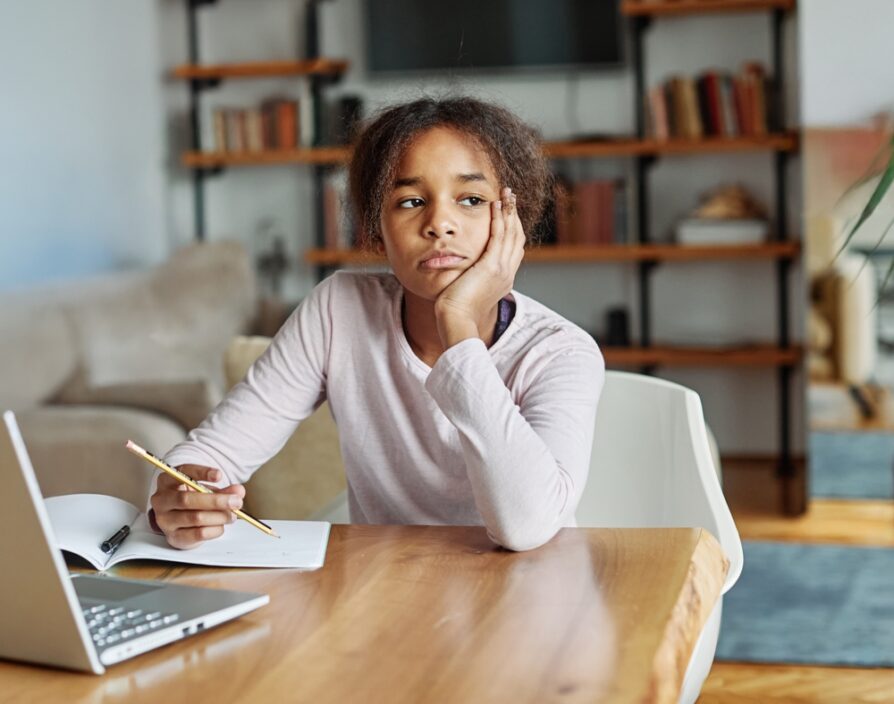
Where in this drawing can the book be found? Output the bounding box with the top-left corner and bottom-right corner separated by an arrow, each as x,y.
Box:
675,218 -> 768,246
245,108 -> 265,152
212,108 -> 228,152
681,77 -> 703,139
45,493 -> 331,571
275,100 -> 299,149
226,109 -> 246,153
719,75 -> 737,136
647,86 -> 669,141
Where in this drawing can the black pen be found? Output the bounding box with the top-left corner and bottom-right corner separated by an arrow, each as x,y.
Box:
100,525 -> 131,555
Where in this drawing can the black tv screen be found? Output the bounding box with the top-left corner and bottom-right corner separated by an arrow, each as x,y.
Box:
365,0 -> 623,74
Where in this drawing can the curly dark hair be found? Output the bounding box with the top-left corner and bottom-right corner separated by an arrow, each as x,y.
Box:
347,95 -> 552,249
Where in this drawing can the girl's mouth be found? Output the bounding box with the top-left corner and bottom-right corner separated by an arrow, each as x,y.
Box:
420,254 -> 465,270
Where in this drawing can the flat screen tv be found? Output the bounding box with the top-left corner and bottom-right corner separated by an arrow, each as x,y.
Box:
365,0 -> 624,74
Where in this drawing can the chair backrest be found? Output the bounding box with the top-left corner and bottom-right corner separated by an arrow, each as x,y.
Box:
577,371 -> 743,593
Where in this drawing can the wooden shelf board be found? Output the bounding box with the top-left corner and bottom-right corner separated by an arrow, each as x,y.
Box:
304,242 -> 800,266
183,133 -> 799,169
603,345 -> 803,367
183,147 -> 351,168
644,133 -> 799,154
171,59 -> 349,80
545,134 -> 798,158
524,242 -> 801,262
543,139 -> 654,158
621,0 -> 795,17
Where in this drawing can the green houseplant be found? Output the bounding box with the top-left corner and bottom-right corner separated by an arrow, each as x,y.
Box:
840,133 -> 894,289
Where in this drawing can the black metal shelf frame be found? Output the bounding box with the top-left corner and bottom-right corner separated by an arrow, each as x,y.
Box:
183,0 -> 338,254
629,8 -> 802,514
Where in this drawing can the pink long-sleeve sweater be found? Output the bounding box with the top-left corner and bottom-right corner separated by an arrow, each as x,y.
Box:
164,271 -> 604,551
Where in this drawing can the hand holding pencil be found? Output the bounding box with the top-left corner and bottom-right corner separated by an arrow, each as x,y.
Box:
129,440 -> 279,550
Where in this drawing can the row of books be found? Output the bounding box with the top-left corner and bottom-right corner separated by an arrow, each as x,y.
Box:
207,95 -> 314,153
647,63 -> 774,140
552,179 -> 628,246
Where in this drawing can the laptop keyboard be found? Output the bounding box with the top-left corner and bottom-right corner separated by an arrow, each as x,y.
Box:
82,604 -> 180,648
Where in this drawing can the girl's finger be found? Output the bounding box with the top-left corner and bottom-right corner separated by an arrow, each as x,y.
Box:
502,190 -> 522,265
501,188 -> 515,231
487,199 -> 507,264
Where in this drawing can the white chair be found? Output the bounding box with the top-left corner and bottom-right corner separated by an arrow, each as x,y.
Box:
577,370 -> 743,704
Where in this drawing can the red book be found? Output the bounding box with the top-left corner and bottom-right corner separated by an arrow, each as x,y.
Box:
732,76 -> 750,136
275,100 -> 298,150
573,181 -> 600,244
599,181 -> 615,244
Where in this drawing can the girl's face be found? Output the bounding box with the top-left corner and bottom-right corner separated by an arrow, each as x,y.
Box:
379,126 -> 501,302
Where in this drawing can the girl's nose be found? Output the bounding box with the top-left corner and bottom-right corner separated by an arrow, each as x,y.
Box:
423,201 -> 457,238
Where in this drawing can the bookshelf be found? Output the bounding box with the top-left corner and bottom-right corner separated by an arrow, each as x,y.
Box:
623,0 -> 801,514
181,131 -> 799,168
178,0 -> 347,241
176,0 -> 803,514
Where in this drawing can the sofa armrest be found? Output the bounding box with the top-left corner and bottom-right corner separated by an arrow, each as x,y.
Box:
14,406 -> 186,508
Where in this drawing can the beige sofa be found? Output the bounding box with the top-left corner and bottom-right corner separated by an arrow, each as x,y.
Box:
0,243 -> 257,507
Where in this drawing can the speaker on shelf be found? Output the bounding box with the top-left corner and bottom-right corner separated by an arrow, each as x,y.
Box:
605,307 -> 630,347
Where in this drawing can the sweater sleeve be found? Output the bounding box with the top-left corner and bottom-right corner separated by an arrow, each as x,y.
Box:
162,277 -> 334,487
424,335 -> 604,551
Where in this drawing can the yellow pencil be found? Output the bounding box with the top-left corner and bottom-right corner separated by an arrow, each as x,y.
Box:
125,440 -> 279,538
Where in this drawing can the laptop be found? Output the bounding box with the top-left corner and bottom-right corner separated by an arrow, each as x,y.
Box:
0,410 -> 270,674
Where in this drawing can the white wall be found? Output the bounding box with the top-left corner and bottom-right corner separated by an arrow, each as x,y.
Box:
800,0 -> 894,126
0,1 -> 169,291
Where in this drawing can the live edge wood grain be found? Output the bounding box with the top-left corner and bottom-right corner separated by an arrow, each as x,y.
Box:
0,526 -> 727,704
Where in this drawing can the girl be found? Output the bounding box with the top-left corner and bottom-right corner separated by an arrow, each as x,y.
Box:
152,96 -> 605,552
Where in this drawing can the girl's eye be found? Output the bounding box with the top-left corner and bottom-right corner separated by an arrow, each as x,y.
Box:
398,198 -> 424,209
459,196 -> 486,206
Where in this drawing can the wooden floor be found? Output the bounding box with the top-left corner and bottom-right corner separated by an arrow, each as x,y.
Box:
698,460 -> 894,703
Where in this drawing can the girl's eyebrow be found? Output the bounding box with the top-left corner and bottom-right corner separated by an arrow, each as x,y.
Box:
456,172 -> 489,183
392,173 -> 489,188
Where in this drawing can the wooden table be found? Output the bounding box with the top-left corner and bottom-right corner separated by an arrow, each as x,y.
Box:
0,525 -> 728,704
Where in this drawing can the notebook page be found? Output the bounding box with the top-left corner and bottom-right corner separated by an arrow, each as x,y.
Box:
44,494 -> 141,570
110,517 -> 331,570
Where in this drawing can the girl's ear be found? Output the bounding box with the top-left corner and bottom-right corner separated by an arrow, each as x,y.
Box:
374,237 -> 386,255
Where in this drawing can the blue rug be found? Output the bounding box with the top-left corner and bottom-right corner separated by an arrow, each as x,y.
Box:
716,541 -> 894,667
810,432 -> 894,499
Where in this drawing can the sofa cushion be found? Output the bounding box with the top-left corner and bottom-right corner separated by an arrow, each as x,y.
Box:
71,242 -> 257,390
0,301 -> 77,410
53,369 -> 220,432
224,336 -> 347,520
14,406 -> 186,508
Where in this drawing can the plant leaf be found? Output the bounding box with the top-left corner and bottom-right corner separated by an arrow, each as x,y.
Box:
838,134 -> 894,255
874,254 -> 894,312
834,135 -> 894,208
851,215 -> 894,285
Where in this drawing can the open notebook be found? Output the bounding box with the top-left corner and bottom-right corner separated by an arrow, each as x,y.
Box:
46,493 -> 330,570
